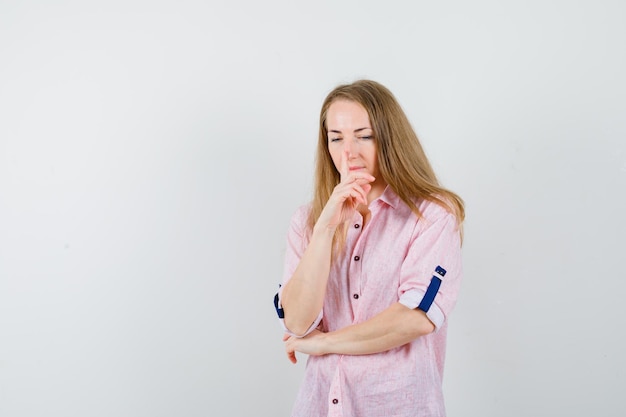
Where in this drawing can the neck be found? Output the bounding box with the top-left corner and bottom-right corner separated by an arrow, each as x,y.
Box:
366,182 -> 387,205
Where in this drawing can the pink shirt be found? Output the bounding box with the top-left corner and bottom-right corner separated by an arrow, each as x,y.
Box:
277,186 -> 463,417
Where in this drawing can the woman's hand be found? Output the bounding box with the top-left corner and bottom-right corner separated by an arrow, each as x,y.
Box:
316,150 -> 375,231
283,329 -> 327,364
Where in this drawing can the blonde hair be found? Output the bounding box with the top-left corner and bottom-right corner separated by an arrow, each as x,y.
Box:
309,80 -> 465,252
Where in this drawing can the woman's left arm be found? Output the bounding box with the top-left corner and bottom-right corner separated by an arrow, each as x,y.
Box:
283,302 -> 433,363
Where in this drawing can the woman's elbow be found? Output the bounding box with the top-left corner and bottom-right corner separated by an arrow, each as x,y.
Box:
415,315 -> 436,337
283,315 -> 311,338
396,305 -> 436,340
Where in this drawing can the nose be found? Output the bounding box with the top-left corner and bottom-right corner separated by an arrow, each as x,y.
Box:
343,138 -> 358,157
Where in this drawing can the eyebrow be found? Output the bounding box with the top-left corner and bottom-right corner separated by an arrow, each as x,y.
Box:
328,127 -> 372,134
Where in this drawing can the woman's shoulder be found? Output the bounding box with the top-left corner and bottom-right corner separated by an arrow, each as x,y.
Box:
289,202 -> 313,227
415,196 -> 457,223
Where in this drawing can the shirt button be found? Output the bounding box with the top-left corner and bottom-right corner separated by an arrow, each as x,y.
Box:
354,255 -> 360,261
353,294 -> 359,299
332,399 -> 339,404
354,224 -> 360,229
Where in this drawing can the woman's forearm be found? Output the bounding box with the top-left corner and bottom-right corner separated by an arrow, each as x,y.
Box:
323,302 -> 435,355
280,225 -> 335,336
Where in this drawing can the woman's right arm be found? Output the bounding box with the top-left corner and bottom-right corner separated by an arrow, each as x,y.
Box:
279,224 -> 335,336
280,150 -> 374,336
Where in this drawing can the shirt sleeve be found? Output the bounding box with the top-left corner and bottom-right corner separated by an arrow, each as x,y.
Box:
397,204 -> 463,331
274,205 -> 323,337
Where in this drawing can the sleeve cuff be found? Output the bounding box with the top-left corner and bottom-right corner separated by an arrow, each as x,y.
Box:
399,288 -> 445,331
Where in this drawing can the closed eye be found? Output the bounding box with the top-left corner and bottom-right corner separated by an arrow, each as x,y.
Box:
329,137 -> 342,142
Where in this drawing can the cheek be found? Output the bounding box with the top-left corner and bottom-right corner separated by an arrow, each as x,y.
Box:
366,147 -> 378,167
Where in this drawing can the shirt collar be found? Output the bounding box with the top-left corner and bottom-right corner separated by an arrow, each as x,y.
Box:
376,185 -> 401,209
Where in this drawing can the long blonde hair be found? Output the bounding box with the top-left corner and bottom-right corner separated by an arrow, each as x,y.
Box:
309,80 -> 465,251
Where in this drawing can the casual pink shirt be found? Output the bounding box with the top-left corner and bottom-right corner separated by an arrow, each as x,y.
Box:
277,186 -> 463,417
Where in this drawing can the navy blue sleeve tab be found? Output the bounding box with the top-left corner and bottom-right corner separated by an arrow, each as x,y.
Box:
274,292 -> 284,319
417,265 -> 446,312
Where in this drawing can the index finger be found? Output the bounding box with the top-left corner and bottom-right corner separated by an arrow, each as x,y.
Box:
340,149 -> 349,181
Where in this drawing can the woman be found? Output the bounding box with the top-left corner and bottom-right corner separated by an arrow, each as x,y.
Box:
274,80 -> 464,416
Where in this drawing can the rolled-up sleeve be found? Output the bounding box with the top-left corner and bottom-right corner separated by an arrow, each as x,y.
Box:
398,205 -> 463,331
275,205 -> 323,337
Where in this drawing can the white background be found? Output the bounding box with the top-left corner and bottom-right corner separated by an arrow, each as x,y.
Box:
1,1 -> 625,416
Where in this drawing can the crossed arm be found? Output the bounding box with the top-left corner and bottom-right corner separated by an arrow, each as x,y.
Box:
280,219 -> 437,363
282,302 -> 435,364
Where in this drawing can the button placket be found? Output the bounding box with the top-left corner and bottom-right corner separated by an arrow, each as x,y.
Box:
328,367 -> 343,416
349,210 -> 371,320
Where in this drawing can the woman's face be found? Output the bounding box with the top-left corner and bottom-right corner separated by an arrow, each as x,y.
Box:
326,100 -> 385,197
